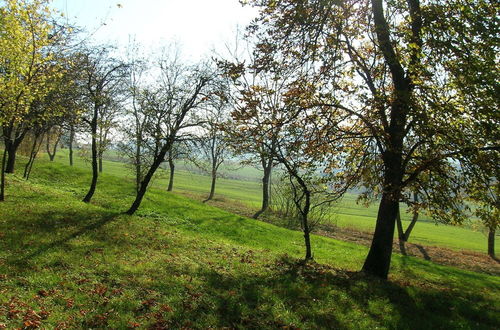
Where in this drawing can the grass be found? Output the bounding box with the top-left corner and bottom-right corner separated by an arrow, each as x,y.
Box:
0,153 -> 499,328
53,148 -> 491,254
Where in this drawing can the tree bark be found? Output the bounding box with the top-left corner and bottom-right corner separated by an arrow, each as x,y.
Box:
69,125 -> 74,166
83,113 -> 99,203
0,147 -> 7,201
98,154 -> 103,173
24,132 -> 44,180
5,143 -> 17,173
126,142 -> 172,215
46,129 -> 61,162
395,207 -> 407,255
3,125 -> 28,173
302,193 -> 312,260
205,172 -> 217,202
167,154 -> 175,192
488,227 -> 496,258
253,156 -> 272,219
362,0 -> 412,279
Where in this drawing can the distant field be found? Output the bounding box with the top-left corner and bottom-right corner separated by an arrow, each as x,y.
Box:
48,147 -> 491,253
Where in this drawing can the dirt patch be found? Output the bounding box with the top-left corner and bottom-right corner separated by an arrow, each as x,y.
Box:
177,191 -> 500,276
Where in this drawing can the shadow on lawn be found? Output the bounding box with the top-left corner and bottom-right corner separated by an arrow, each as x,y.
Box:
5,210 -> 121,268
160,255 -> 498,329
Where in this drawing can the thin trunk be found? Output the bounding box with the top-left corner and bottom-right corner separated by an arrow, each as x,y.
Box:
126,142 -> 172,215
205,172 -> 216,202
98,154 -> 103,173
253,158 -> 272,219
302,191 -> 312,260
46,130 -> 61,162
167,155 -> 175,192
135,139 -> 142,192
24,133 -> 40,178
83,117 -> 98,203
395,207 -> 407,255
403,193 -> 419,241
488,227 -> 496,258
24,133 -> 45,181
0,147 -> 7,201
69,126 -> 74,166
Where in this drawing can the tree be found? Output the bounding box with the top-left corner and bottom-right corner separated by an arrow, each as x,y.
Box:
188,95 -> 231,201
77,47 -> 127,203
125,57 -> 214,215
166,141 -> 189,192
245,0 -> 499,278
217,52 -> 296,218
1,0 -> 62,174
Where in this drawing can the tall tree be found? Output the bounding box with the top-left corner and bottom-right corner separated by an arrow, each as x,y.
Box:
245,0 -> 499,278
188,95 -> 231,202
0,0 -> 63,174
125,58 -> 214,215
77,47 -> 127,203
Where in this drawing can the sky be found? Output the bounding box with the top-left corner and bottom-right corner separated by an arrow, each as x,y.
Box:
51,0 -> 258,60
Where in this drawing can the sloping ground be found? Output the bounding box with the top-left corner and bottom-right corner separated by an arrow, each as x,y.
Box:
184,192 -> 500,276
0,161 -> 499,329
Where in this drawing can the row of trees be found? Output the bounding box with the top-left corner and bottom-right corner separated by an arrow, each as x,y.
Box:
1,0 -> 498,280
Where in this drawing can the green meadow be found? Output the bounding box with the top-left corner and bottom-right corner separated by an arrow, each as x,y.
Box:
52,149 -> 490,253
0,152 -> 498,328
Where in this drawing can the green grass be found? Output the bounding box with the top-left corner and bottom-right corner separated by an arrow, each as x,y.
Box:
0,153 -> 499,328
56,148 -> 491,253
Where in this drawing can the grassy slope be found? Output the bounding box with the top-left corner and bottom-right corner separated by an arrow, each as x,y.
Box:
67,149 -> 489,253
0,156 -> 498,328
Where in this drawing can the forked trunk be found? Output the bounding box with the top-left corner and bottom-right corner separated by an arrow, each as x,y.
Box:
126,142 -> 171,215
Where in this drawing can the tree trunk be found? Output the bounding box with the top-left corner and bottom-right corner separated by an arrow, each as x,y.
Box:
135,139 -> 142,192
0,147 -> 7,201
205,172 -> 217,202
24,136 -> 44,180
395,207 -> 407,255
362,149 -> 403,278
403,193 -> 419,241
98,154 -> 103,173
24,132 -> 43,179
167,155 -> 175,192
253,158 -> 272,219
488,227 -> 496,258
5,142 -> 17,173
126,142 -> 172,215
69,125 -> 74,166
362,189 -> 400,278
83,118 -> 98,203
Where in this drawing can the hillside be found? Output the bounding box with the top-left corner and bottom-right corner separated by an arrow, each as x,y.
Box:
0,158 -> 499,328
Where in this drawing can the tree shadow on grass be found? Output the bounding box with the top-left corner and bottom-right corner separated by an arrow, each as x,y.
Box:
4,210 -> 121,269
161,255 -> 499,329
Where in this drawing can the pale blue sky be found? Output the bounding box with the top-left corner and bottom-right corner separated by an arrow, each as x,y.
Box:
52,0 -> 257,59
